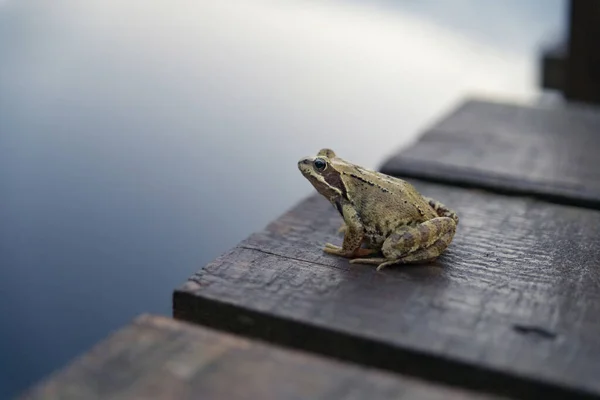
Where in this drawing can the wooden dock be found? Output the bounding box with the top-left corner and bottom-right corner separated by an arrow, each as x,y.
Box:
21,315 -> 503,400
21,95 -> 600,400
171,98 -> 600,400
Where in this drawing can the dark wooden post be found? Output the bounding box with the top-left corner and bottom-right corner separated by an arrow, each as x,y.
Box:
564,0 -> 600,103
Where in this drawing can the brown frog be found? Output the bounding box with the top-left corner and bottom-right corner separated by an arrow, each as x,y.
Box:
298,148 -> 459,270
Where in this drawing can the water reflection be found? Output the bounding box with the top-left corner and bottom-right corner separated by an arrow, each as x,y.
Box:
0,0 -> 562,396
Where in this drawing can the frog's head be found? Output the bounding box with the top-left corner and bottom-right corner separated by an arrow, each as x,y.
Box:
298,148 -> 347,201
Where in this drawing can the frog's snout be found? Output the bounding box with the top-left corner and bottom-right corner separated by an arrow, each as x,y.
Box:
298,158 -> 312,173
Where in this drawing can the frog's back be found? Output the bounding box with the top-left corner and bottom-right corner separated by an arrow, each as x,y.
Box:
346,168 -> 437,226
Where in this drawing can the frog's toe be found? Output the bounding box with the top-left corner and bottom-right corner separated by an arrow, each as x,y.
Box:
323,243 -> 345,256
376,259 -> 405,271
350,257 -> 387,265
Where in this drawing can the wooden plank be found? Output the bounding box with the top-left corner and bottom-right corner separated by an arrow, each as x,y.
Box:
565,0 -> 600,104
379,99 -> 600,209
174,181 -> 600,400
19,314 -> 500,400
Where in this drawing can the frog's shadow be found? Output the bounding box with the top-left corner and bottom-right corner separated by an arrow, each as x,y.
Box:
331,252 -> 448,284
375,261 -> 445,282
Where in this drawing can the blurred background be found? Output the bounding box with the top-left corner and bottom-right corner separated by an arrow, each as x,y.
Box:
0,0 -> 564,397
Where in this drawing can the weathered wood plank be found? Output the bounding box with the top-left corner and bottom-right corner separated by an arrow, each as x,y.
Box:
20,314 -> 500,400
379,99 -> 600,209
174,181 -> 600,400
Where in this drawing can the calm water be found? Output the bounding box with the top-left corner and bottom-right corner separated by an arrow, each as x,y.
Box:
0,0 -> 563,397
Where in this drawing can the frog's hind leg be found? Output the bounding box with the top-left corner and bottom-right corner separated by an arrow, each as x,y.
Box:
424,197 -> 459,225
375,228 -> 455,270
350,217 -> 456,270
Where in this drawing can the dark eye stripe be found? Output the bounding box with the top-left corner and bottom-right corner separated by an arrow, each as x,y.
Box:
322,170 -> 348,199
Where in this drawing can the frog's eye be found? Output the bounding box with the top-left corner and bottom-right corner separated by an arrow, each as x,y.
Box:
314,158 -> 327,171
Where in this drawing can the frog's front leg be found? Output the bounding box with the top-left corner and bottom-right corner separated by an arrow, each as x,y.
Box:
351,217 -> 456,270
324,203 -> 375,258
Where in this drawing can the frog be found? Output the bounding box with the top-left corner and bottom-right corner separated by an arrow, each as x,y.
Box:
297,148 -> 459,270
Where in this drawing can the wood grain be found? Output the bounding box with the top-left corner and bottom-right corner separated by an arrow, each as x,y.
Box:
174,181 -> 600,400
20,315 -> 500,400
379,99 -> 600,209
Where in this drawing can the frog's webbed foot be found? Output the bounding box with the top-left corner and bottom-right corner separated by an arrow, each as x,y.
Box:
324,243 -> 375,258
